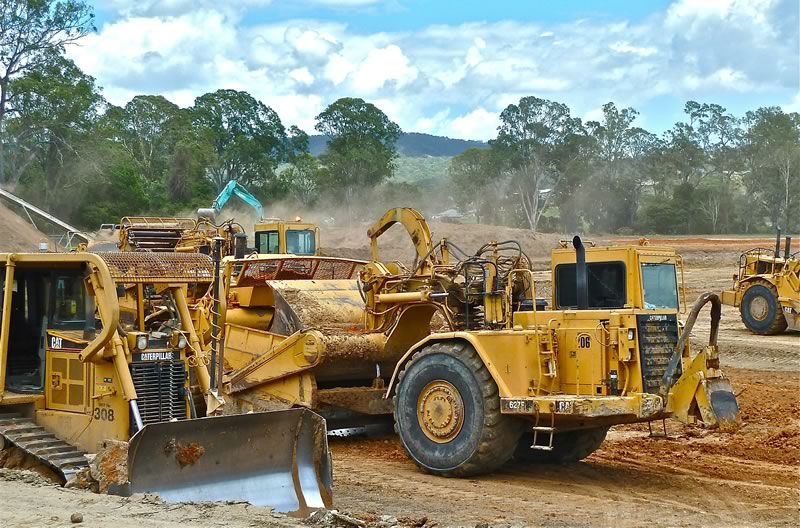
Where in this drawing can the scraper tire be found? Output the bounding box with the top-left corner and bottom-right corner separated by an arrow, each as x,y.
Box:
513,426 -> 609,464
740,280 -> 787,335
394,340 -> 523,477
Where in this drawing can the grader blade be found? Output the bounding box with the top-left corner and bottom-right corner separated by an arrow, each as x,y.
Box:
126,409 -> 332,514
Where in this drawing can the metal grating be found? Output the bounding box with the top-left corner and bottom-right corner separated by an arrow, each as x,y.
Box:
96,252 -> 214,283
236,257 -> 366,287
121,216 -> 197,229
130,359 -> 187,425
637,314 -> 680,394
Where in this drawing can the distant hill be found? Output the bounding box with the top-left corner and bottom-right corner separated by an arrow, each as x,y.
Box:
308,132 -> 487,157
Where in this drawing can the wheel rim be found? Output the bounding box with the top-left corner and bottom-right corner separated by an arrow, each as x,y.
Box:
417,380 -> 465,443
749,295 -> 769,321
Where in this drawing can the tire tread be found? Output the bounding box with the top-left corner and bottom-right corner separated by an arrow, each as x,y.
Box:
394,340 -> 522,477
740,279 -> 788,335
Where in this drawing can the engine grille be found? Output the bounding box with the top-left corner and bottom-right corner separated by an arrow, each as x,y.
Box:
130,359 -> 187,426
636,314 -> 680,394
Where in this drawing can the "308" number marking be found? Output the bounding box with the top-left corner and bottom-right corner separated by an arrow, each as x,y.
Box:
93,407 -> 115,422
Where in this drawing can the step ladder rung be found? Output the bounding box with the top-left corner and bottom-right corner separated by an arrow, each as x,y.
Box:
531,426 -> 555,432
531,445 -> 554,451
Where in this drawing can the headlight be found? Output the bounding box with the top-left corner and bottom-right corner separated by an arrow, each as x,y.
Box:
178,335 -> 188,349
136,335 -> 148,350
627,329 -> 635,341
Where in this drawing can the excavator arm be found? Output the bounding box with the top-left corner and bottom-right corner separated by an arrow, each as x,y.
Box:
200,181 -> 264,220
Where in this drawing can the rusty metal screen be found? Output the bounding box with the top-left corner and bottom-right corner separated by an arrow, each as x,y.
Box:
121,216 -> 197,229
236,257 -> 365,287
96,252 -> 214,283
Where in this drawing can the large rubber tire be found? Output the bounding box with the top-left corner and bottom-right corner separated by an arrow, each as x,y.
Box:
740,280 -> 788,335
513,426 -> 609,464
394,341 -> 524,477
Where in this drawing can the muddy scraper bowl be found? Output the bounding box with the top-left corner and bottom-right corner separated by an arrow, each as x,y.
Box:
124,408 -> 332,515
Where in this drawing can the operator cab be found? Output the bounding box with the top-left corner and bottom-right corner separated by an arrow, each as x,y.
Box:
550,242 -> 682,312
1,264 -> 92,394
254,219 -> 320,256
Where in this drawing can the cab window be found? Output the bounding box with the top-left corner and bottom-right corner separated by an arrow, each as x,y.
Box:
255,231 -> 280,254
285,229 -> 316,255
51,275 -> 86,329
555,262 -> 626,309
641,263 -> 678,309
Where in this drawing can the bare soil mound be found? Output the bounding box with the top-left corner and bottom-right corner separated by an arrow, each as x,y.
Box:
0,201 -> 49,252
322,221 -> 562,265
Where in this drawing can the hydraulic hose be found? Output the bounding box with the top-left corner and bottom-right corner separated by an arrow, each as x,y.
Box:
658,292 -> 721,398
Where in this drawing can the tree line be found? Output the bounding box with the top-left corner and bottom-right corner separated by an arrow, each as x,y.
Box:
450,99 -> 799,234
0,0 -> 797,234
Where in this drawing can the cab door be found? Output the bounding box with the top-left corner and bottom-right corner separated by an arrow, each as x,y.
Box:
46,335 -> 89,413
45,275 -> 90,414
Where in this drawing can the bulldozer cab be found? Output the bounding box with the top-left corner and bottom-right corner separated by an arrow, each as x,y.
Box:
1,261 -> 92,397
254,219 -> 320,256
550,242 -> 685,312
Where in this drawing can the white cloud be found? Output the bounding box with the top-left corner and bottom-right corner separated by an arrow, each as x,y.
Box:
70,0 -> 798,139
610,41 -> 657,57
441,108 -> 500,141
350,45 -> 419,93
785,93 -> 800,113
289,67 -> 315,85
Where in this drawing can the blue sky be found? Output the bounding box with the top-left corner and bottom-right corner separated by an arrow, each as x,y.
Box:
75,0 -> 799,140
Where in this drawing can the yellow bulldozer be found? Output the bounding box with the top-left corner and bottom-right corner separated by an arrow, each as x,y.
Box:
0,251 -> 331,512
721,232 -> 799,334
209,208 -> 739,476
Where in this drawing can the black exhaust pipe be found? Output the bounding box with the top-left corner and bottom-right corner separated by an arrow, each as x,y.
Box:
785,236 -> 792,259
234,232 -> 248,259
775,228 -> 782,258
574,235 -> 589,310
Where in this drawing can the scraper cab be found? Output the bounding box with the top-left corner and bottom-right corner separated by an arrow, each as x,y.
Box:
0,251 -> 332,513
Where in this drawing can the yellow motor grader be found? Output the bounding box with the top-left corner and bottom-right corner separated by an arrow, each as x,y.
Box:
0,251 -> 331,513
721,232 -> 799,334
211,208 -> 739,476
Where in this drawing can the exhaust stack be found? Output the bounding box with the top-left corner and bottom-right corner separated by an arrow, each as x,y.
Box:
774,228 -> 782,258
785,236 -> 792,259
574,235 -> 589,310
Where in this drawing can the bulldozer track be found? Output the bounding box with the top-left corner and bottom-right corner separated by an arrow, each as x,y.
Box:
0,413 -> 88,481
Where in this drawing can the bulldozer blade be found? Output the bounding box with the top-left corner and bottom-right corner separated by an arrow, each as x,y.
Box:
126,409 -> 332,514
